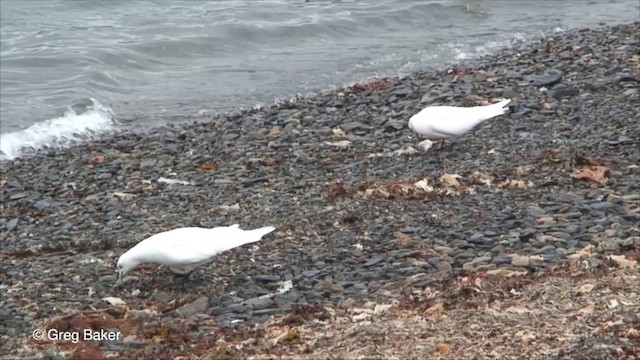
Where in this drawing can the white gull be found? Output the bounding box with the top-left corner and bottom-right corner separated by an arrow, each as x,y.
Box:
116,224 -> 276,282
408,98 -> 512,148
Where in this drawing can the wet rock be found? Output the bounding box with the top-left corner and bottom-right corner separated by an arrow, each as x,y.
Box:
491,256 -> 512,266
227,303 -> 246,313
363,257 -> 384,267
9,193 -> 28,201
209,306 -> 225,316
254,275 -> 280,283
462,255 -> 492,271
6,218 -> 19,231
302,270 -> 322,277
342,121 -> 374,132
400,226 -> 421,234
140,159 -> 157,169
252,308 -> 277,317
549,88 -> 580,100
152,292 -> 173,303
436,262 -> 453,273
273,293 -> 298,303
527,71 -> 563,86
243,297 -> 274,310
383,120 -> 405,132
175,296 -> 209,318
519,228 -> 538,241
34,200 -> 51,210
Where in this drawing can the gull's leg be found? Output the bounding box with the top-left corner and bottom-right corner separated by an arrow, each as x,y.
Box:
174,264 -> 204,283
168,269 -> 195,291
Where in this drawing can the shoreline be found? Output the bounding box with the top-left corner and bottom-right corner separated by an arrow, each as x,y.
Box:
1,22 -> 639,359
0,21 -> 629,164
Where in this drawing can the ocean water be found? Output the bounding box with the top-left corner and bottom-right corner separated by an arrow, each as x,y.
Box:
0,0 -> 638,159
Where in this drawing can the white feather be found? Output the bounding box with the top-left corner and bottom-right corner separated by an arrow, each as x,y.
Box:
408,99 -> 511,140
116,224 -> 276,280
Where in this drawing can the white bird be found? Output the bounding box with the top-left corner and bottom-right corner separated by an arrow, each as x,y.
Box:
408,98 -> 511,147
116,224 -> 276,283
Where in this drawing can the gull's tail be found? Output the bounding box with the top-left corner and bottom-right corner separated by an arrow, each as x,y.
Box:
475,98 -> 511,123
232,226 -> 276,248
215,225 -> 276,253
246,225 -> 276,239
487,98 -> 511,116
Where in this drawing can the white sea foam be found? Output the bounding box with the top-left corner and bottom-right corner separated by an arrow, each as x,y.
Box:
451,34 -> 529,60
0,98 -> 117,161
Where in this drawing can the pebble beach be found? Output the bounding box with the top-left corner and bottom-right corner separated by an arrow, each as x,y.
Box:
1,22 -> 639,359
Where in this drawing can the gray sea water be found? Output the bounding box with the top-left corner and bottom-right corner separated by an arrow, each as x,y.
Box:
0,0 -> 638,159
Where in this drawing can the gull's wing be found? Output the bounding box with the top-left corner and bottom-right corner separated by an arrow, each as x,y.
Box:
411,106 -> 477,138
140,226 -> 272,267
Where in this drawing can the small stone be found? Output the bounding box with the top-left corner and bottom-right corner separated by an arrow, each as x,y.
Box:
550,88 -> 579,100
34,200 -> 51,210
84,195 -> 99,203
564,225 -> 580,234
543,254 -> 562,262
550,232 -> 572,241
209,306 -> 225,316
9,192 -> 28,200
152,292 -> 173,303
468,255 -> 491,267
345,282 -> 368,295
397,266 -> 420,274
492,256 -> 512,266
6,218 -> 18,231
437,262 -> 453,273
511,255 -> 531,267
558,51 -> 573,60
322,280 -> 344,293
227,303 -> 246,313
383,120 -> 405,132
527,71 -> 563,87
400,226 -> 421,234
342,121 -> 374,132
339,298 -> 355,309
468,233 -> 485,244
475,264 -> 497,271
254,275 -> 280,283
302,270 -> 322,277
537,216 -> 555,225
538,245 -> 557,254
462,262 -> 476,271
519,228 -> 537,241
140,159 -> 157,169
273,293 -> 298,303
243,297 -> 274,310
252,308 -> 277,316
433,245 -> 453,255
175,296 -> 209,318
363,257 -> 384,267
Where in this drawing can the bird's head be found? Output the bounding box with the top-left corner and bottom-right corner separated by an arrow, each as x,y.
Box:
116,253 -> 138,284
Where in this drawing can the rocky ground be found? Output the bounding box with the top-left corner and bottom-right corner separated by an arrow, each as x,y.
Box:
1,22 -> 639,359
